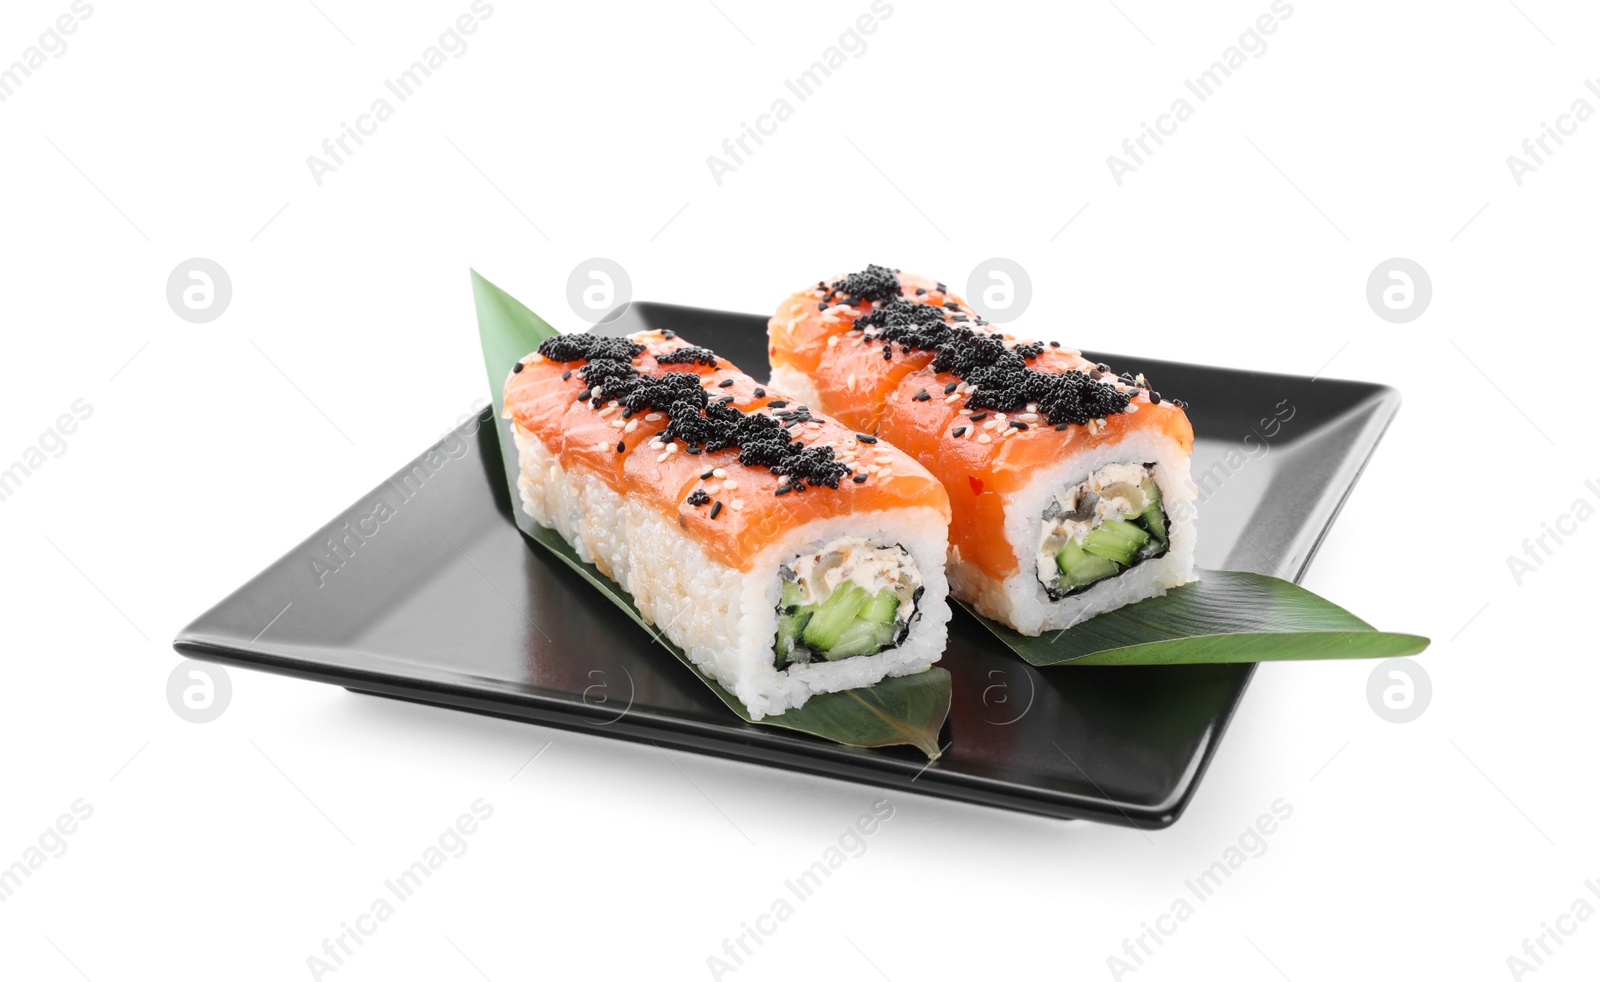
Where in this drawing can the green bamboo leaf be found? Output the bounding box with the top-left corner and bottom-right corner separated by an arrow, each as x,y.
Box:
470,270 -> 950,757
968,569 -> 1430,667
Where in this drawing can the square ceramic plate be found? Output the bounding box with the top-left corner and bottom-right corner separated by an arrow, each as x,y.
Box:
174,303 -> 1398,828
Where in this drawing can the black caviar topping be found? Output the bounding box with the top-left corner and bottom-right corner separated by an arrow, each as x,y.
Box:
656,345 -> 719,367
823,264 -> 903,307
852,298 -> 1135,427
687,489 -> 710,507
535,333 -> 850,490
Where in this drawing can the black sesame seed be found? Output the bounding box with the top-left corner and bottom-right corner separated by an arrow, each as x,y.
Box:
944,381 -> 959,394
774,485 -> 791,496
616,440 -> 626,452
710,500 -> 723,519
701,469 -> 714,480
952,426 -> 967,437
718,378 -> 735,387
663,330 -> 676,339
1049,341 -> 1060,348
753,387 -> 765,397
852,473 -> 869,483
561,370 -> 572,381
818,301 -> 828,310
969,412 -> 987,422
513,362 -> 525,373
1055,422 -> 1070,431
1011,420 -> 1028,430
577,389 -> 591,401
767,400 -> 789,409
914,389 -> 930,401
1150,391 -> 1162,404
855,434 -> 877,444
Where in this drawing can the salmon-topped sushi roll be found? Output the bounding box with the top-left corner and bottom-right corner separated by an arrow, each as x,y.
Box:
504,328 -> 951,718
768,265 -> 1197,636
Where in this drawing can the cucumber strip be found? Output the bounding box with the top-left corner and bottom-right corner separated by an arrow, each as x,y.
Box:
1082,519 -> 1150,563
1056,539 -> 1121,589
820,619 -> 897,660
801,582 -> 871,651
861,589 -> 901,624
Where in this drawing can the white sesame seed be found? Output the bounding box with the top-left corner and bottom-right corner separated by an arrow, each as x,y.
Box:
847,373 -> 857,390
827,335 -> 839,347
1126,403 -> 1139,413
624,419 -> 638,434
978,433 -> 992,444
731,499 -> 745,511
1020,413 -> 1038,422
778,475 -> 790,486
1026,403 -> 1038,413
611,419 -> 625,429
983,420 -> 999,431
598,406 -> 616,418
656,451 -> 669,463
944,393 -> 961,404
712,468 -> 727,478
645,413 -> 662,421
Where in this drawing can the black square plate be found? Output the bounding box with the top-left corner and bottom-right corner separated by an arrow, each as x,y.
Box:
174,303 -> 1398,828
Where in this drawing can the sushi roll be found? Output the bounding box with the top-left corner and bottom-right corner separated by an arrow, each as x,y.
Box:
767,266 -> 1197,636
503,328 -> 952,719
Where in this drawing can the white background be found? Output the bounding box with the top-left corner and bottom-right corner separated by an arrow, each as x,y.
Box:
1,0 -> 1595,979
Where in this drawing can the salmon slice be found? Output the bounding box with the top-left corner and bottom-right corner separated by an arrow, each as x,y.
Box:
504,329 -> 950,571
